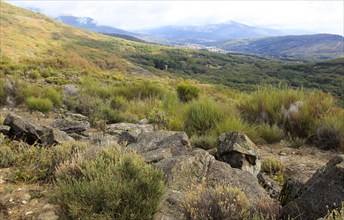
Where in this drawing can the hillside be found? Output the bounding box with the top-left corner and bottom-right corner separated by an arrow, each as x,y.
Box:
217,34 -> 344,61
1,2 -> 343,103
0,2 -> 344,219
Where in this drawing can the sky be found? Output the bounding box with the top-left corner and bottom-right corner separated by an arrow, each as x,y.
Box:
5,1 -> 344,35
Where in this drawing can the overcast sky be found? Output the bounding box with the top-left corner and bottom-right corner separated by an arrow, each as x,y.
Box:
6,1 -> 344,35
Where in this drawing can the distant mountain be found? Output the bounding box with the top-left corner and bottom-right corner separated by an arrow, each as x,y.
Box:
217,34 -> 344,61
137,21 -> 284,44
55,15 -> 135,36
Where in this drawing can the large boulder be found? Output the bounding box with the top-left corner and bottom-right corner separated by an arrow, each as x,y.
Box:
4,114 -> 73,146
128,131 -> 192,163
106,123 -> 154,145
217,132 -> 261,175
281,155 -> 344,220
153,149 -> 276,220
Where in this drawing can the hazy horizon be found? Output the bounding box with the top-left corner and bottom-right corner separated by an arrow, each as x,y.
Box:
6,1 -> 344,35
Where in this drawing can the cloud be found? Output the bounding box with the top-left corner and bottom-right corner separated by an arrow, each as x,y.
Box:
6,0 -> 344,35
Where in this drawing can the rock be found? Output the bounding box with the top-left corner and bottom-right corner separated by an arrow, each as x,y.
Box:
68,132 -> 88,141
25,211 -> 34,216
128,131 -> 192,162
106,123 -> 154,145
217,132 -> 261,175
4,113 -> 46,145
51,119 -> 90,134
154,149 -> 276,219
0,125 -> 10,135
4,114 -> 73,146
281,155 -> 344,220
43,127 -> 75,145
138,118 -> 148,124
279,177 -> 305,206
257,172 -> 281,199
64,112 -> 88,121
37,211 -> 58,220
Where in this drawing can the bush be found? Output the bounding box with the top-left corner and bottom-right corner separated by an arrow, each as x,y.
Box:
14,141 -> 87,182
259,123 -> 284,144
148,107 -> 171,129
177,82 -> 200,102
42,87 -> 62,107
184,184 -> 251,220
184,98 -> 224,136
115,81 -> 167,100
54,147 -> 164,220
0,140 -> 22,168
261,157 -> 284,176
314,114 -> 344,150
190,135 -> 217,150
26,96 -> 53,113
214,116 -> 259,142
92,105 -> 126,124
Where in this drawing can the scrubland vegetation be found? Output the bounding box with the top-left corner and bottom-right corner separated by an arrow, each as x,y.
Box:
1,2 -> 343,219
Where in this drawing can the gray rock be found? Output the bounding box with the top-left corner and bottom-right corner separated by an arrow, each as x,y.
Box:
154,149 -> 276,219
51,119 -> 90,134
4,114 -> 73,146
37,211 -> 58,220
128,131 -> 192,159
64,112 -> 88,121
279,177 -> 305,206
106,123 -> 154,145
217,132 -> 261,175
281,155 -> 344,220
257,172 -> 281,199
4,113 -> 46,145
0,125 -> 10,135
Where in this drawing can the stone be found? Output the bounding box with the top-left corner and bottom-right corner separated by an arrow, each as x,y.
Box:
4,114 -> 73,146
128,131 -> 192,161
257,172 -> 281,199
281,155 -> 344,220
217,132 -> 261,175
106,123 -> 154,145
0,125 -> 10,135
4,113 -> 46,145
51,119 -> 90,134
153,149 -> 276,219
64,112 -> 88,121
279,177 -> 305,206
37,211 -> 58,220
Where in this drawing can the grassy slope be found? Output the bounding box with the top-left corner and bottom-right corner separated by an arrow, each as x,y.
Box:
1,2 -> 343,103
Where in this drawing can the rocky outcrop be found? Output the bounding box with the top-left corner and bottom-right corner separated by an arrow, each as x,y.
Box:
4,114 -> 73,146
281,155 -> 344,220
128,131 -> 192,163
0,125 -> 10,135
128,130 -> 275,219
217,132 -> 261,175
106,123 -> 154,145
51,119 -> 90,134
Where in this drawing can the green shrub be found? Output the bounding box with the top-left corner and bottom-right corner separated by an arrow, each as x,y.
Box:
54,147 -> 164,220
115,81 -> 167,100
214,116 -> 259,142
190,135 -> 217,150
26,96 -> 53,113
148,107 -> 171,129
42,87 -> 62,107
184,97 -> 224,136
28,70 -> 40,79
92,105 -> 126,124
261,157 -> 284,176
177,82 -> 200,102
0,140 -> 22,168
314,113 -> 344,150
258,123 -> 285,144
14,141 -> 87,182
0,79 -> 6,105
184,184 -> 251,220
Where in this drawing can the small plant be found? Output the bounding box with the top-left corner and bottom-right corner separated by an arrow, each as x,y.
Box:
26,96 -> 53,113
177,81 -> 199,102
184,184 -> 251,220
259,123 -> 284,144
42,87 -> 62,107
314,114 -> 344,150
54,147 -> 164,220
190,135 -> 217,150
148,107 -> 171,129
325,202 -> 344,220
261,157 -> 284,176
184,97 -> 224,136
